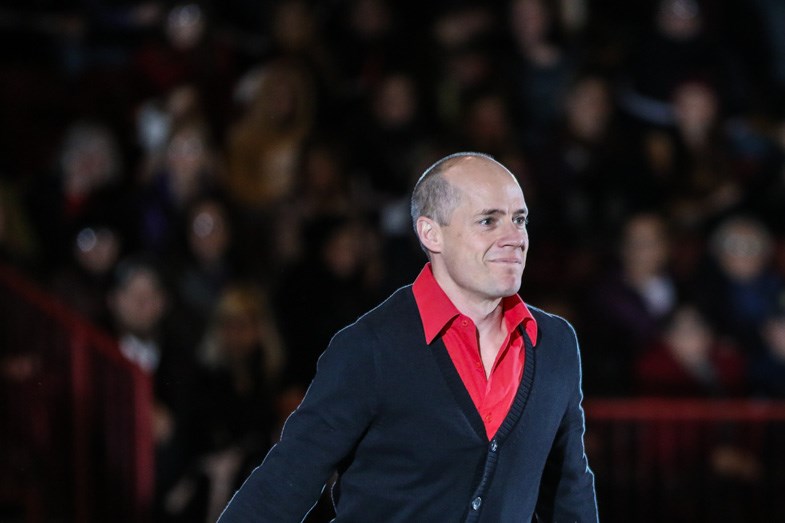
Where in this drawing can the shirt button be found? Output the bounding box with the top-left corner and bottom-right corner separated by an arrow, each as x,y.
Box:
461,319 -> 468,327
490,439 -> 498,452
484,413 -> 492,423
472,497 -> 482,510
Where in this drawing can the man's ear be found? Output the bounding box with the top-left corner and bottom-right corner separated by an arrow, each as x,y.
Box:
416,216 -> 443,254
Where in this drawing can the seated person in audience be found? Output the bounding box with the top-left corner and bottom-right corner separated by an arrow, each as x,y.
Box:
749,304 -> 785,398
634,303 -> 747,397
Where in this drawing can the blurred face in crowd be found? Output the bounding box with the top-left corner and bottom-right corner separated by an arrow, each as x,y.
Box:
657,0 -> 701,40
188,200 -> 230,265
218,310 -> 258,359
61,125 -> 119,197
713,218 -> 772,282
214,289 -> 264,360
665,306 -> 712,369
510,0 -> 551,47
166,3 -> 205,50
373,74 -> 418,128
110,268 -> 167,336
74,227 -> 121,276
672,80 -> 718,139
322,222 -> 364,279
621,214 -> 669,279
418,156 -> 529,307
764,315 -> 785,360
273,0 -> 316,51
463,94 -> 512,150
350,0 -> 391,40
167,126 -> 206,177
565,76 -> 611,142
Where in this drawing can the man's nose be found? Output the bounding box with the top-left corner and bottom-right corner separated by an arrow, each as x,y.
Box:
499,223 -> 527,248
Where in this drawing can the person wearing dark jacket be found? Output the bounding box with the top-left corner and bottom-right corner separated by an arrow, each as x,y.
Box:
218,152 -> 598,522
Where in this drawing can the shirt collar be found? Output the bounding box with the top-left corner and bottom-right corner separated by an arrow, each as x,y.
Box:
412,262 -> 538,345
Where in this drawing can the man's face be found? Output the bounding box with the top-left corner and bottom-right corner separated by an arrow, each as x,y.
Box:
431,158 -> 529,303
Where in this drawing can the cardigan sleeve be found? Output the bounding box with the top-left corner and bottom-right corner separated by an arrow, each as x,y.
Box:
534,320 -> 599,522
217,321 -> 378,522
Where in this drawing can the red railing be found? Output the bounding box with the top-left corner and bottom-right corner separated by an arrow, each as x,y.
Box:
0,263 -> 154,523
585,398 -> 785,523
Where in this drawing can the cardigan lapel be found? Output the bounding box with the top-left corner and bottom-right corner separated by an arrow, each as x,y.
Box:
494,329 -> 535,443
429,327 -> 536,442
430,337 -> 488,441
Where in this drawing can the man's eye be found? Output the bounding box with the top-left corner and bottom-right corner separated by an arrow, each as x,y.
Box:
479,218 -> 494,226
514,216 -> 529,226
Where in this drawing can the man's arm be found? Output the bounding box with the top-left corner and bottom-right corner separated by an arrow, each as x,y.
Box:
535,322 -> 599,522
217,322 -> 378,522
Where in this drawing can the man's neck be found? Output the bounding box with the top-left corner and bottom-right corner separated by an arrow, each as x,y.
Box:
431,267 -> 505,330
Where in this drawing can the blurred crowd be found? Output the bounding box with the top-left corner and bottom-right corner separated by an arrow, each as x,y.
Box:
2,0 -> 785,520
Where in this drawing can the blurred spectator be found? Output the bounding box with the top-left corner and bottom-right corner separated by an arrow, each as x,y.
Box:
166,196 -> 238,335
749,304 -> 785,398
134,119 -> 222,255
267,0 -> 340,119
618,0 -> 748,127
633,302 -> 757,520
271,137 -> 354,269
51,223 -> 122,324
583,212 -> 678,395
275,214 -> 382,393
750,304 -> 785,399
105,257 -> 197,516
163,284 -> 284,522
134,83 -> 209,184
634,303 -> 747,397
617,77 -> 753,229
24,120 -> 131,274
329,0 -> 413,102
226,59 -> 314,209
225,58 -> 315,277
428,4 -> 497,128
349,71 -> 432,204
505,0 -> 578,150
530,71 -> 622,241
693,215 -> 785,352
132,2 -> 236,129
665,79 -> 745,228
457,89 -> 521,161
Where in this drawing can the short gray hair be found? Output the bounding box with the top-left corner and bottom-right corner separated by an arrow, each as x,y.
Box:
410,151 -> 497,231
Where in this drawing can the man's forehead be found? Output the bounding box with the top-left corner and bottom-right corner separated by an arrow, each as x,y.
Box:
445,156 -> 520,187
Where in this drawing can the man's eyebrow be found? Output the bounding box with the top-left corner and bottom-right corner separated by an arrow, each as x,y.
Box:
475,208 -> 529,216
476,209 -> 504,216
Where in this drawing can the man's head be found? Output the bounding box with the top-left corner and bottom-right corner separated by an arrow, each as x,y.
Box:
411,152 -> 529,306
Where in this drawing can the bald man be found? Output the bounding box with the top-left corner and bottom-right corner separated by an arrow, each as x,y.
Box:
219,152 -> 598,522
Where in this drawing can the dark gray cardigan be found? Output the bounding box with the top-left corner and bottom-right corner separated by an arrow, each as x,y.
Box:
219,285 -> 598,522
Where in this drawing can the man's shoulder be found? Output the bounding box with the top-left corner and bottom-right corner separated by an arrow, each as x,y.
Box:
526,303 -> 574,330
359,284 -> 416,323
333,285 -> 420,342
525,302 -> 578,345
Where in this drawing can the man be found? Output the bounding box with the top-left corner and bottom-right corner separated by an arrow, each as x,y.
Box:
219,152 -> 598,522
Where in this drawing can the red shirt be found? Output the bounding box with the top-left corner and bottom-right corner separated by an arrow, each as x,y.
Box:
413,263 -> 538,438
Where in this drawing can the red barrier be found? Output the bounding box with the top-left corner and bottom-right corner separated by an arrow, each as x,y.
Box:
585,398 -> 785,523
0,263 -> 154,522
